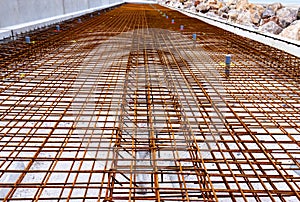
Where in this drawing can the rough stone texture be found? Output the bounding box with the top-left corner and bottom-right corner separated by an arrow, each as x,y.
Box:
249,4 -> 264,25
236,10 -> 254,26
163,0 -> 300,40
262,8 -> 276,19
206,11 -> 219,18
259,21 -> 283,34
173,1 -> 182,9
190,5 -> 197,12
218,6 -> 230,16
221,13 -> 229,19
207,0 -> 217,5
249,4 -> 265,16
210,3 -> 220,11
196,3 -> 210,13
251,12 -> 261,25
228,9 -> 239,22
183,1 -> 193,9
279,20 -> 300,40
227,0 -> 237,6
261,16 -> 280,26
236,0 -> 249,11
219,5 -> 230,13
194,0 -> 201,7
276,7 -> 298,28
268,2 -> 283,13
229,4 -> 237,10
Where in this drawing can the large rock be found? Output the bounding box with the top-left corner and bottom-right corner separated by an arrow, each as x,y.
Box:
262,8 -> 276,19
249,3 -> 265,15
175,2 -> 183,8
196,3 -> 210,13
198,0 -> 219,11
249,4 -> 264,25
194,0 -> 201,7
207,0 -> 217,4
227,0 -> 237,6
251,11 -> 261,24
209,5 -> 219,11
236,0 -> 249,11
228,9 -> 239,22
261,16 -> 280,26
210,3 -> 221,11
279,20 -> 300,40
229,4 -> 237,10
183,1 -> 193,9
268,2 -> 283,12
259,21 -> 283,34
236,10 -> 254,26
276,7 -> 298,28
221,13 -> 229,19
218,5 -> 230,16
206,11 -> 219,18
190,6 -> 197,12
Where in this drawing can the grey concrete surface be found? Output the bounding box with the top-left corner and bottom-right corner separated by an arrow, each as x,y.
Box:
63,0 -> 89,14
0,0 -> 122,29
0,0 -> 63,28
1,0 -> 20,28
0,0 -> 124,39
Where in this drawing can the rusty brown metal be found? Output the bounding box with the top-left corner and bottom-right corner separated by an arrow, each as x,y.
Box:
0,3 -> 299,201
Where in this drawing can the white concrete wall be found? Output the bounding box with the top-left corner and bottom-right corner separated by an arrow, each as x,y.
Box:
0,0 -> 124,39
89,0 -> 104,8
1,0 -> 62,28
0,0 -> 123,29
63,0 -> 89,14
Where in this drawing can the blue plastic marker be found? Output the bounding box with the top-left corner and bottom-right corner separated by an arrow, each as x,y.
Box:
225,54 -> 231,65
166,15 -> 168,19
78,18 -> 82,23
56,25 -> 60,31
192,33 -> 197,40
225,54 -> 231,77
180,25 -> 184,30
25,36 -> 30,44
171,19 -> 175,24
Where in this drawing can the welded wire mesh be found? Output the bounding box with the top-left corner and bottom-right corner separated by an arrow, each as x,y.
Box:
0,3 -> 300,202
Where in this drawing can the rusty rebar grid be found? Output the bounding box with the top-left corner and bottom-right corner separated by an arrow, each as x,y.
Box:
0,3 -> 300,202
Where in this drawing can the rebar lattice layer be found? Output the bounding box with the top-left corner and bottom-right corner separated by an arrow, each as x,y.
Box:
0,4 -> 300,202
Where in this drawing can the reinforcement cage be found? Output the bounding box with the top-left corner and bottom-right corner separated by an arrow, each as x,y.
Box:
0,3 -> 300,202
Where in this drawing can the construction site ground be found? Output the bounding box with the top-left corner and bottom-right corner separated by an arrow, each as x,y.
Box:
0,3 -> 300,202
